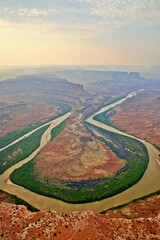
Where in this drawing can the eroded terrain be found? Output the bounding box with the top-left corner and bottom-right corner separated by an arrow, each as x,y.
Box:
106,193 -> 160,219
110,91 -> 160,148
0,101 -> 58,137
35,110 -> 125,181
0,71 -> 160,238
0,76 -> 90,137
0,200 -> 160,240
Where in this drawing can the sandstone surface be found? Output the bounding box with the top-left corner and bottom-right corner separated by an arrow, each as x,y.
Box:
0,202 -> 160,240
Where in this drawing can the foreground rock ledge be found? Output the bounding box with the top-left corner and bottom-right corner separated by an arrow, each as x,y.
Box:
0,203 -> 160,240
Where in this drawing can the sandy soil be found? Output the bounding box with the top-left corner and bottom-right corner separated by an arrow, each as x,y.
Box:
110,91 -> 160,148
35,113 -> 125,181
106,194 -> 160,219
0,192 -> 12,203
0,103 -> 58,137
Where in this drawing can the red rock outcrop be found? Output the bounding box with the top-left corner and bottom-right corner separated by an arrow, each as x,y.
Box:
0,202 -> 160,240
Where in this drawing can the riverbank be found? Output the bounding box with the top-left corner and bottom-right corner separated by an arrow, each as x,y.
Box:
10,122 -> 149,203
0,92 -> 160,213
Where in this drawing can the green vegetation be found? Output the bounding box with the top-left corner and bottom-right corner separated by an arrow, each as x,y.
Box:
0,125 -> 41,149
0,102 -> 71,149
83,92 -> 130,122
153,145 -> 160,159
3,93 -> 150,203
51,121 -> 66,141
53,102 -> 72,114
0,125 -> 48,174
0,189 -> 38,212
10,122 -> 149,203
93,109 -> 116,127
100,188 -> 160,214
106,92 -> 129,105
92,91 -> 137,131
153,144 -> 160,151
92,92 -> 132,131
0,102 -> 70,174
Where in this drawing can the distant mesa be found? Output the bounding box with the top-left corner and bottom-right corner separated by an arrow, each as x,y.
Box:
54,70 -> 143,82
0,74 -> 88,98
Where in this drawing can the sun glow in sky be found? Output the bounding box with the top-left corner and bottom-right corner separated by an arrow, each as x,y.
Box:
0,0 -> 160,66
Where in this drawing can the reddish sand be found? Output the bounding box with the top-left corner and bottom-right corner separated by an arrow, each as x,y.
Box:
0,103 -> 58,137
110,91 -> 160,148
106,194 -> 160,219
35,114 -> 125,181
0,193 -> 12,203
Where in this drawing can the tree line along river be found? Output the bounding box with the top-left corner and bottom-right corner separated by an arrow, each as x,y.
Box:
0,91 -> 160,213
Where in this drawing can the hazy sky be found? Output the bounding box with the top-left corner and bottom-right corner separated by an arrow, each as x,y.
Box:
0,0 -> 160,66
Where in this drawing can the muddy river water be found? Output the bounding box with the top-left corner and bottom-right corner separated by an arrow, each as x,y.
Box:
0,92 -> 160,213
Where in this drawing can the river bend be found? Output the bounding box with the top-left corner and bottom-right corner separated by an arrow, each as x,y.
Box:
0,92 -> 160,213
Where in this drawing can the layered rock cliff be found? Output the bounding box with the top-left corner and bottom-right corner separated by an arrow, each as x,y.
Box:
0,75 -> 88,98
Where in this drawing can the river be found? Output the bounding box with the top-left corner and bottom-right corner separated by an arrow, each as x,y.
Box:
0,92 -> 160,213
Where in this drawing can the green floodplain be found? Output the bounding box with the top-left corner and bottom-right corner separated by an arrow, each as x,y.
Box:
0,102 -> 71,173
0,102 -> 71,149
0,125 -> 49,174
0,99 -> 149,203
10,122 -> 149,203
